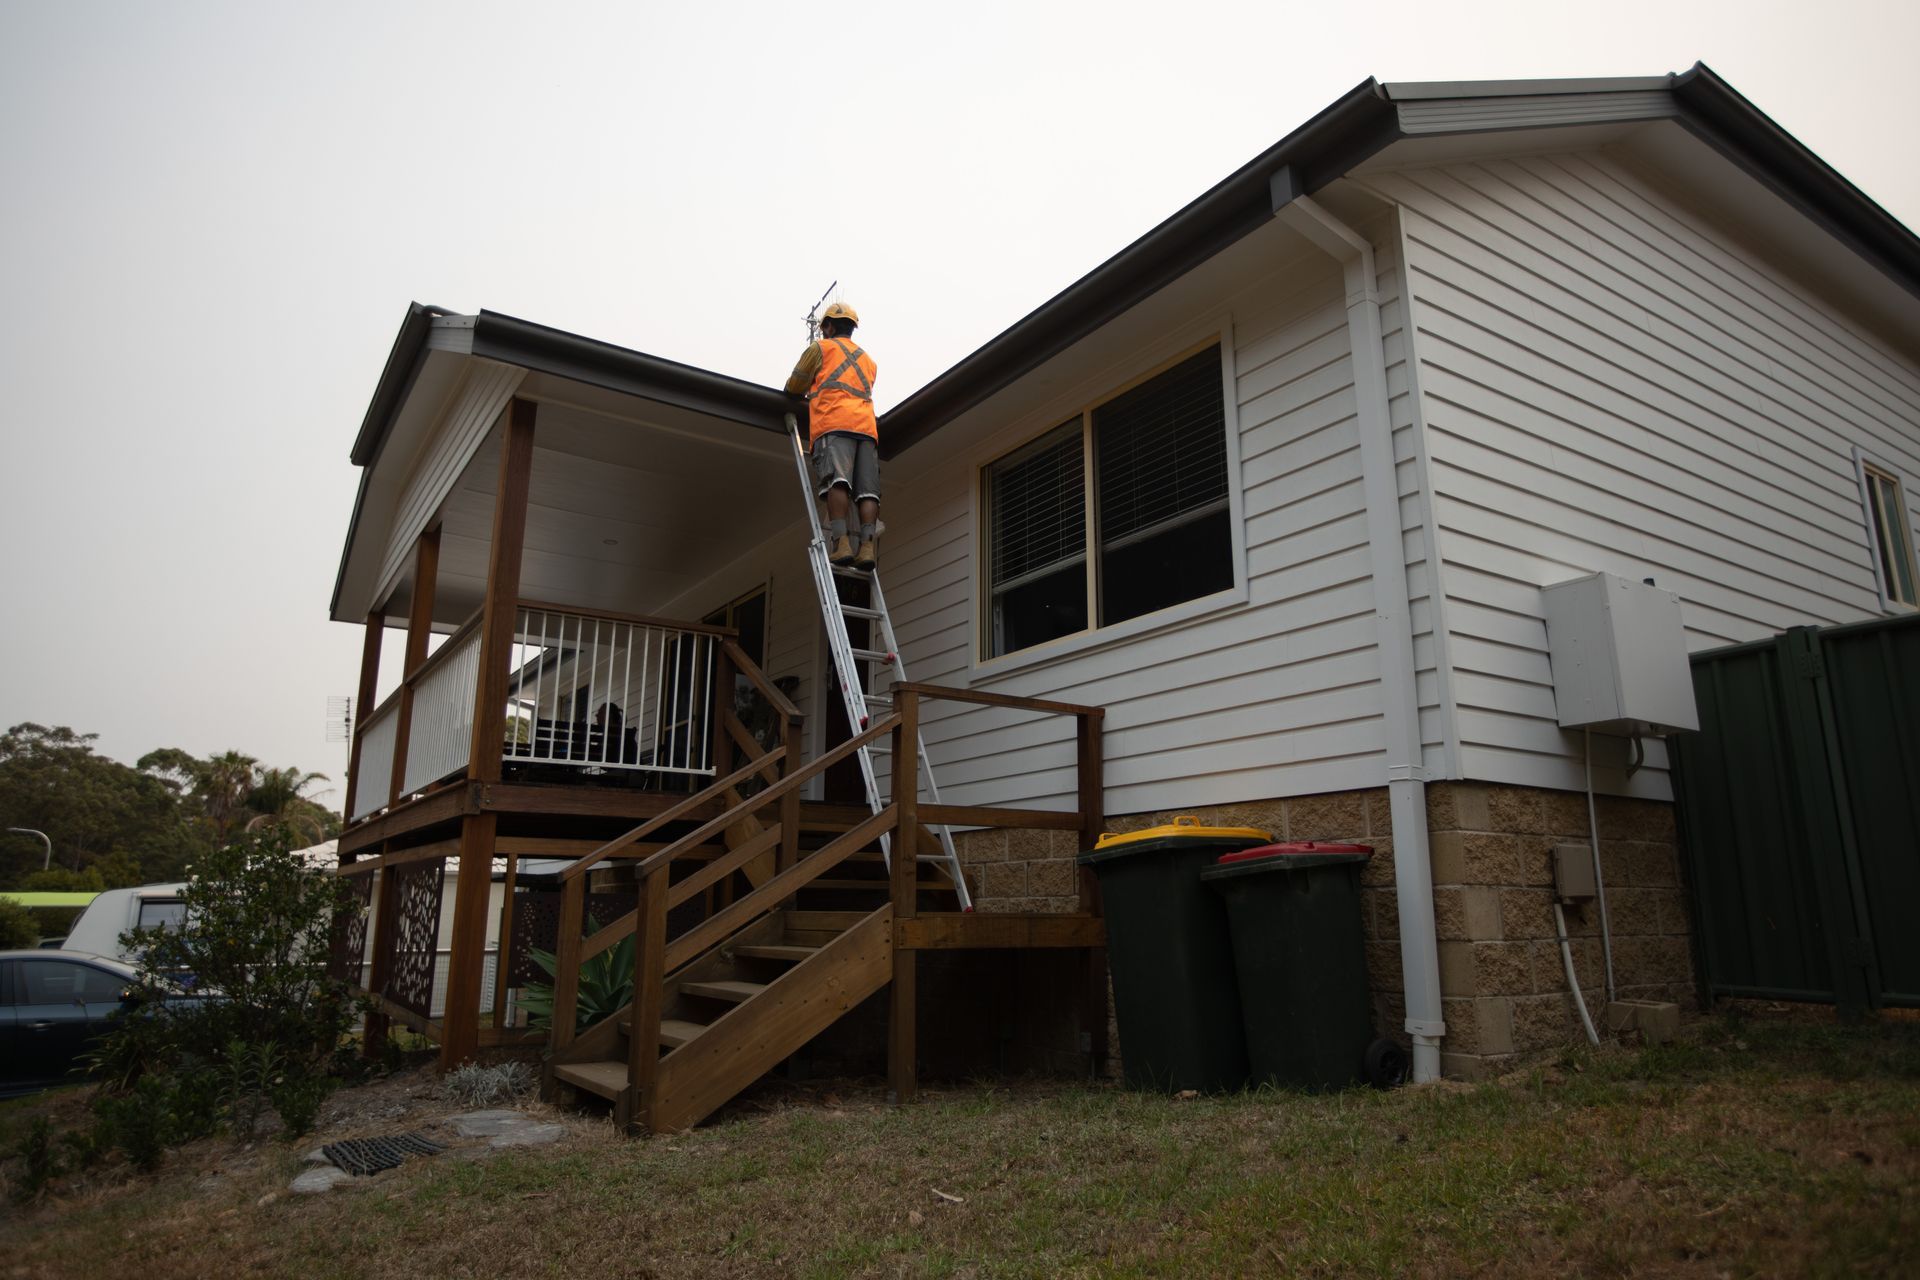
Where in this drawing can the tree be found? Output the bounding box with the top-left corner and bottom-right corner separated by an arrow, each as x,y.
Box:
0,724 -> 201,887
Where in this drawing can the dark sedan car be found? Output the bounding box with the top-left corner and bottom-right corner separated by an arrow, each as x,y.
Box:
0,950 -> 143,1097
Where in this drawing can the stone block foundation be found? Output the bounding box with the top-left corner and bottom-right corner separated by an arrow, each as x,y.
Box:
951,782 -> 1697,1083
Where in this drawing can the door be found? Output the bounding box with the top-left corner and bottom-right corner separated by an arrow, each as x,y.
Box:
10,956 -> 128,1090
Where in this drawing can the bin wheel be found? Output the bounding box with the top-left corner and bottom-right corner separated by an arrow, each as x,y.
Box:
1364,1038 -> 1410,1089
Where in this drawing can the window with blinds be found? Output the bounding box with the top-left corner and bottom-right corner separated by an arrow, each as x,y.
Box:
986,420 -> 1088,655
983,343 -> 1235,658
1093,347 -> 1233,626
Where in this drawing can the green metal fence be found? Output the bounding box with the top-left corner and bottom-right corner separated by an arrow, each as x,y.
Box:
1671,613 -> 1920,1017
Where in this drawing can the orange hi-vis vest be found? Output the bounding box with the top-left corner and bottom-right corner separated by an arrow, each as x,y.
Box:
806,337 -> 878,443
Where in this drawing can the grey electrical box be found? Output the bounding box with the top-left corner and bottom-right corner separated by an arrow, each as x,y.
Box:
1553,844 -> 1597,903
1542,572 -> 1699,736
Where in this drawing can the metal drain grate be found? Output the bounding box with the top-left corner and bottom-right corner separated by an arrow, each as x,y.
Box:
321,1132 -> 446,1176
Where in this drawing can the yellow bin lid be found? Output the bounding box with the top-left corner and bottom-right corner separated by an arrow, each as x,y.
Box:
1093,814 -> 1274,850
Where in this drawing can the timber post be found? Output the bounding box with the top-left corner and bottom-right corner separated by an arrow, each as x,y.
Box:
1077,708 -> 1109,1077
441,397 -> 536,1069
888,688 -> 920,1104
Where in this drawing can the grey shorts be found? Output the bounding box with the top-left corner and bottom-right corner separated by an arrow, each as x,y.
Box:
811,431 -> 881,503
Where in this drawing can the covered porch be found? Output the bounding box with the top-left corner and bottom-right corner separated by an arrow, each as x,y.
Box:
326,308 -> 1109,1099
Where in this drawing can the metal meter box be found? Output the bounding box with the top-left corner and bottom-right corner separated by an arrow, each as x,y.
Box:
1542,573 -> 1699,735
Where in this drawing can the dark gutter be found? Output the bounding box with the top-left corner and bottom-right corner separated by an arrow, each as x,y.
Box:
879,78 -> 1400,458
469,310 -> 792,430
350,302 -> 450,467
1670,61 -> 1920,303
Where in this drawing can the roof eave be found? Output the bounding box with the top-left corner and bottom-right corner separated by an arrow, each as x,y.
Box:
468,310 -> 792,430
1669,61 -> 1920,302
879,77 -> 1399,457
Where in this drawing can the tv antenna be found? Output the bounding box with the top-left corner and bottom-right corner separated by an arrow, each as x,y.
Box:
803,280 -> 838,343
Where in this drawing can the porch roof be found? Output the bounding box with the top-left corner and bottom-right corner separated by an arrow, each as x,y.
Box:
330,309 -> 799,627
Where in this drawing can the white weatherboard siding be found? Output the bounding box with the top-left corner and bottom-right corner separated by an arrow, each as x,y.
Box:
874,236 -> 1449,820
1362,150 -> 1920,796
376,360 -> 524,603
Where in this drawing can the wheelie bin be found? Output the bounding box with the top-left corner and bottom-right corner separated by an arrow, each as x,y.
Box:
1076,815 -> 1272,1093
1201,842 -> 1407,1091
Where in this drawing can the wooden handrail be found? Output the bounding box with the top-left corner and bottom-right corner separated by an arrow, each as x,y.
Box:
723,638 -> 803,723
721,708 -> 783,788
632,713 -> 901,881
558,746 -> 787,883
891,681 -> 1103,719
517,598 -> 739,639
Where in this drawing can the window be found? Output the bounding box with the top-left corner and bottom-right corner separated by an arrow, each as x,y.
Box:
21,959 -> 126,1005
1859,456 -> 1919,609
984,344 -> 1233,658
136,900 -> 186,932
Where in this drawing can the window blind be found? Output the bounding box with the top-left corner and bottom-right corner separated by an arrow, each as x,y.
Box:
1093,346 -> 1228,546
989,421 -> 1085,589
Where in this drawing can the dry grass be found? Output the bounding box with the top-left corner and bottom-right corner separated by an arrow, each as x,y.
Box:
4,1010 -> 1917,1278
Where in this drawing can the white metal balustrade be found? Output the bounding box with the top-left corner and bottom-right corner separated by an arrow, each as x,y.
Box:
351,703 -> 399,822
504,605 -> 721,780
403,627 -> 482,795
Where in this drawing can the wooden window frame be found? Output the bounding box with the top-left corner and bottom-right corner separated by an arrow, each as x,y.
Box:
972,329 -> 1248,673
1853,447 -> 1920,613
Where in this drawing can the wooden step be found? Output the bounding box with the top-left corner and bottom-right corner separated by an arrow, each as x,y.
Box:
732,943 -> 820,963
801,878 -> 950,892
554,1060 -> 627,1100
659,1018 -> 706,1048
680,979 -> 767,1004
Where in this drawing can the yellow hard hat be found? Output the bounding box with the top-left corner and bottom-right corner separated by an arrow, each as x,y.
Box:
822,301 -> 860,327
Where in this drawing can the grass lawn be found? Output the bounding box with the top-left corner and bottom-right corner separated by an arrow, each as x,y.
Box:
3,1011 -> 1917,1278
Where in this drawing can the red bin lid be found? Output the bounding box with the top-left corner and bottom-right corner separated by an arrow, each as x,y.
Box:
1214,841 -> 1372,865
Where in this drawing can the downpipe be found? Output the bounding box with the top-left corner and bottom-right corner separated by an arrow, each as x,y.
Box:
1279,190 -> 1446,1083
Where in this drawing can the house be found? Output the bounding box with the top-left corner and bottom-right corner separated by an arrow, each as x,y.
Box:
326,63 -> 1920,1123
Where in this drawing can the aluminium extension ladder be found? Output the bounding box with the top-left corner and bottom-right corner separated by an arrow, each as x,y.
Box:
785,414 -> 973,911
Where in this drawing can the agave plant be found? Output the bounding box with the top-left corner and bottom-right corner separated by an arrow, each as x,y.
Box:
518,920 -> 634,1032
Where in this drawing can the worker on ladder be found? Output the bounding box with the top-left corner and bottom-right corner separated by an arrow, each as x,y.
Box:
786,302 -> 882,571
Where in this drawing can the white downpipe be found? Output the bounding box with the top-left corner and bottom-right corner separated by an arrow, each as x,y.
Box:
1279,194 -> 1446,1083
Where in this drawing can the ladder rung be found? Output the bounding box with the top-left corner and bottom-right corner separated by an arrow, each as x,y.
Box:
862,693 -> 891,705
830,564 -> 872,579
839,604 -> 883,619
849,647 -> 895,664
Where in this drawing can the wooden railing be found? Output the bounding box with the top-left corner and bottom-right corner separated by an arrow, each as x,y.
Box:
346,602 -> 801,826
540,680 -> 1106,1130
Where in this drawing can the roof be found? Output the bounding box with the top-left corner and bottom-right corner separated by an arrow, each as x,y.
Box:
334,63 -> 1920,615
877,62 -> 1920,455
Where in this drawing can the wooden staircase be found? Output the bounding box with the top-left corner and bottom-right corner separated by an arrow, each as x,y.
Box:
534,670 -> 1108,1135
551,908 -> 890,1132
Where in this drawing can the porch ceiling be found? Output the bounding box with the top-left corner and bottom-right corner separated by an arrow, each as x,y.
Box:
391,374 -> 797,628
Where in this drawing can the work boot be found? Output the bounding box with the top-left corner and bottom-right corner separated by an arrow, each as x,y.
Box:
829,535 -> 855,565
853,539 -> 877,572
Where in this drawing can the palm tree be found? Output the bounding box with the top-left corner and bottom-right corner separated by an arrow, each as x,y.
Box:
243,766 -> 336,846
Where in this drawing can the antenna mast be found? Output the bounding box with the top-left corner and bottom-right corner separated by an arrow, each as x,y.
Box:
803,279 -> 838,343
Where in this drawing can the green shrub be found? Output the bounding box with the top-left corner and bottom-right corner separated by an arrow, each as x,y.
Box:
83,829 -> 367,1160
0,897 -> 40,948
519,917 -> 633,1032
7,1117 -> 60,1204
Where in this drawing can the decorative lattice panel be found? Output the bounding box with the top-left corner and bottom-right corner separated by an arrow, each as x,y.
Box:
506,888 -> 631,987
385,858 -> 445,1019
329,870 -> 375,986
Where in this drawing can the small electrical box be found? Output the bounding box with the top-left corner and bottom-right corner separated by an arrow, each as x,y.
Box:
1553,844 -> 1596,904
1542,572 -> 1699,736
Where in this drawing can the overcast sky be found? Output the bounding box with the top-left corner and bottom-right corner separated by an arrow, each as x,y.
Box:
2,1 -> 1915,811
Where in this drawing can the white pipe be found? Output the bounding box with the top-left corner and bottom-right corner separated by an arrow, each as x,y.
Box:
1279,194 -> 1446,1083
1555,901 -> 1602,1047
1585,728 -> 1618,1004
